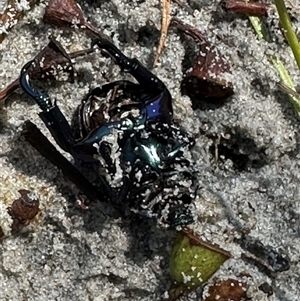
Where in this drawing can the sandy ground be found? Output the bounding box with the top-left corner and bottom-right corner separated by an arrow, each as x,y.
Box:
0,0 -> 299,300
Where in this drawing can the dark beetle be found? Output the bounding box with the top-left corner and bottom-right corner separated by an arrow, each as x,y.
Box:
20,37 -> 196,228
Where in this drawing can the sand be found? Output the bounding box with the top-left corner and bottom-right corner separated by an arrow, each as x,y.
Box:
0,0 -> 299,300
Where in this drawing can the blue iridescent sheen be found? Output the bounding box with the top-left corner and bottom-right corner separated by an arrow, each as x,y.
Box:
20,37 -> 195,227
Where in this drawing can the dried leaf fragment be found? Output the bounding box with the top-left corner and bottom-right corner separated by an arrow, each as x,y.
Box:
183,42 -> 234,102
9,189 -> 39,223
8,189 -> 39,231
172,18 -> 234,104
43,0 -> 85,27
43,0 -> 106,38
0,37 -> 74,104
203,278 -> 249,301
0,37 -> 93,104
30,36 -> 75,82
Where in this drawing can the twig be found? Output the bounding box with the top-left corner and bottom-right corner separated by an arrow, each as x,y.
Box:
0,79 -> 19,104
223,0 -> 269,17
154,0 -> 171,66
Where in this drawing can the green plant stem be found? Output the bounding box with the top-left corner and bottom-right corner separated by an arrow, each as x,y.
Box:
248,16 -> 267,40
248,14 -> 300,118
274,0 -> 300,71
269,56 -> 300,114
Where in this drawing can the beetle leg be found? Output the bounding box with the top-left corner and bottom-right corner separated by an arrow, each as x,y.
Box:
20,61 -> 115,199
92,38 -> 166,92
92,38 -> 173,124
20,61 -> 75,154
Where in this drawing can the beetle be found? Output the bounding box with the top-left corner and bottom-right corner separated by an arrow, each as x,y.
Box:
20,37 -> 197,228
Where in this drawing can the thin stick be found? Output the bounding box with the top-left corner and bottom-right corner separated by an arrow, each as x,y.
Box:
0,79 -> 19,104
153,0 -> 171,66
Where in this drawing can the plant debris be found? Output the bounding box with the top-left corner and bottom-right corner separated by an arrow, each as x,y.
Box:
0,79 -> 19,104
43,0 -> 107,39
202,278 -> 249,301
43,0 -> 85,28
221,0 -> 269,17
154,0 -> 171,66
171,17 -> 234,104
0,37 -> 93,104
168,229 -> 230,300
28,36 -> 75,82
8,189 -> 39,227
0,189 -> 39,237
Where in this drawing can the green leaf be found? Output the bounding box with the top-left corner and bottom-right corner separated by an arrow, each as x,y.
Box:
169,230 -> 230,288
